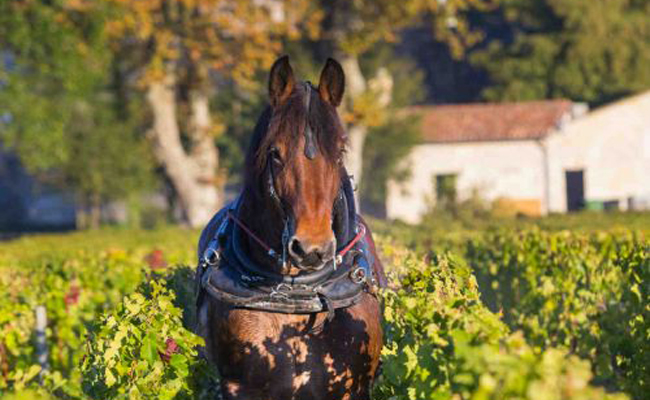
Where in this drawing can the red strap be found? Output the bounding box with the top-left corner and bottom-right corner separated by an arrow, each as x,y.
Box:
227,210 -> 365,260
337,222 -> 366,257
227,211 -> 274,255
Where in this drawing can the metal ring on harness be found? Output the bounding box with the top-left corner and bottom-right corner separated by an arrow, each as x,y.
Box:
350,266 -> 366,285
202,243 -> 221,266
335,254 -> 343,266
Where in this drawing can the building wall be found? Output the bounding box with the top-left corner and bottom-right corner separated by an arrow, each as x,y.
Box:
546,91 -> 650,212
387,140 -> 545,223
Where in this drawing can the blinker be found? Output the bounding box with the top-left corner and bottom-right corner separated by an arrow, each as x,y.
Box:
303,82 -> 318,160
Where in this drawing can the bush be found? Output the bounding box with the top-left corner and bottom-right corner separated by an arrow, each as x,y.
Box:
0,228 -> 199,396
466,229 -> 649,398
0,226 -> 645,399
81,280 -> 216,399
0,250 -> 147,396
375,238 -> 628,400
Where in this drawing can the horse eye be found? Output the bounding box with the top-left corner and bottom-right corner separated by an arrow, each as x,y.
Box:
270,148 -> 283,165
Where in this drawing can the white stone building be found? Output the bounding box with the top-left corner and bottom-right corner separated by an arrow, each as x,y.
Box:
386,91 -> 650,224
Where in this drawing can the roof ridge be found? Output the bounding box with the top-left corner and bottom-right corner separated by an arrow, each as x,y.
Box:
411,100 -> 575,143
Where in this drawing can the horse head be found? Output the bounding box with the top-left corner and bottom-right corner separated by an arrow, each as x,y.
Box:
243,56 -> 347,272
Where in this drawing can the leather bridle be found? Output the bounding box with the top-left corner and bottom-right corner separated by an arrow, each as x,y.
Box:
196,82 -> 376,334
238,81 -> 352,272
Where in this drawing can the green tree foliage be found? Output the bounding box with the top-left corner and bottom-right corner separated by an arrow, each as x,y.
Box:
0,0 -> 106,170
361,115 -> 420,214
63,105 -> 155,224
320,0 -> 492,58
473,0 -> 650,105
0,1 -> 154,227
359,45 -> 425,214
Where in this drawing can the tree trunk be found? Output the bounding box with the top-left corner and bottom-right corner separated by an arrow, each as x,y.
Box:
339,55 -> 393,208
75,198 -> 88,230
146,73 -> 219,228
90,192 -> 101,229
340,54 -> 368,186
188,89 -> 220,220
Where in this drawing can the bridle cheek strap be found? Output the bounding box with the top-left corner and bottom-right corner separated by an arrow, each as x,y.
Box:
265,155 -> 294,268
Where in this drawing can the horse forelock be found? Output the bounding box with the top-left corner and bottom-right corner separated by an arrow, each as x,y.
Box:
245,85 -> 346,187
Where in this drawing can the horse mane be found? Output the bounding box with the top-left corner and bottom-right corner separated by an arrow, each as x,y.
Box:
243,84 -> 347,201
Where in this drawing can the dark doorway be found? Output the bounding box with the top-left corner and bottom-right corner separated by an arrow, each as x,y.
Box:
435,174 -> 458,209
565,170 -> 585,212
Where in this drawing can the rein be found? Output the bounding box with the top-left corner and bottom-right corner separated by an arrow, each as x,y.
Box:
226,209 -> 366,270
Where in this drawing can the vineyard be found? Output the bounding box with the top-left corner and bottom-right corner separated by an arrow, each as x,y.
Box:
0,216 -> 648,399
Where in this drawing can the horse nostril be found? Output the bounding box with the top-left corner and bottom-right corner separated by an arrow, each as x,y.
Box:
289,237 -> 336,268
289,238 -> 306,258
308,240 -> 336,264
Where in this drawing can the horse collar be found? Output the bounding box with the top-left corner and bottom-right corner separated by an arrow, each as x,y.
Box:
195,175 -> 378,325
303,82 -> 318,160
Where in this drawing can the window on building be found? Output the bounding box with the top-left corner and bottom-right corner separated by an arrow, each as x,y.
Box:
435,174 -> 458,209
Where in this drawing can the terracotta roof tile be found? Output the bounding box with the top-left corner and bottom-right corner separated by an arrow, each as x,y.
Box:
410,100 -> 574,143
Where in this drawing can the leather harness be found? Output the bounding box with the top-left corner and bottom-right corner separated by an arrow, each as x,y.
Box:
195,176 -> 379,326
195,82 -> 380,329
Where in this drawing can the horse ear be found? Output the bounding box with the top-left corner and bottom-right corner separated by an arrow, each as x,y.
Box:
269,55 -> 295,108
318,58 -> 345,107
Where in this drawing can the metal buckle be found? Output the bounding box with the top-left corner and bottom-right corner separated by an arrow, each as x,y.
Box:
202,240 -> 220,266
270,283 -> 292,300
350,267 -> 366,284
276,283 -> 293,292
268,248 -> 278,259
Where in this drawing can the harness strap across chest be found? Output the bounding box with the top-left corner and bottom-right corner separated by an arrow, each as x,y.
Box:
196,177 -> 378,321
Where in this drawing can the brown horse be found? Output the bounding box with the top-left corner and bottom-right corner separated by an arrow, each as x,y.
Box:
196,56 -> 384,400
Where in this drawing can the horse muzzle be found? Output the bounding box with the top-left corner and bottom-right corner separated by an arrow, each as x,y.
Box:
288,237 -> 336,271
